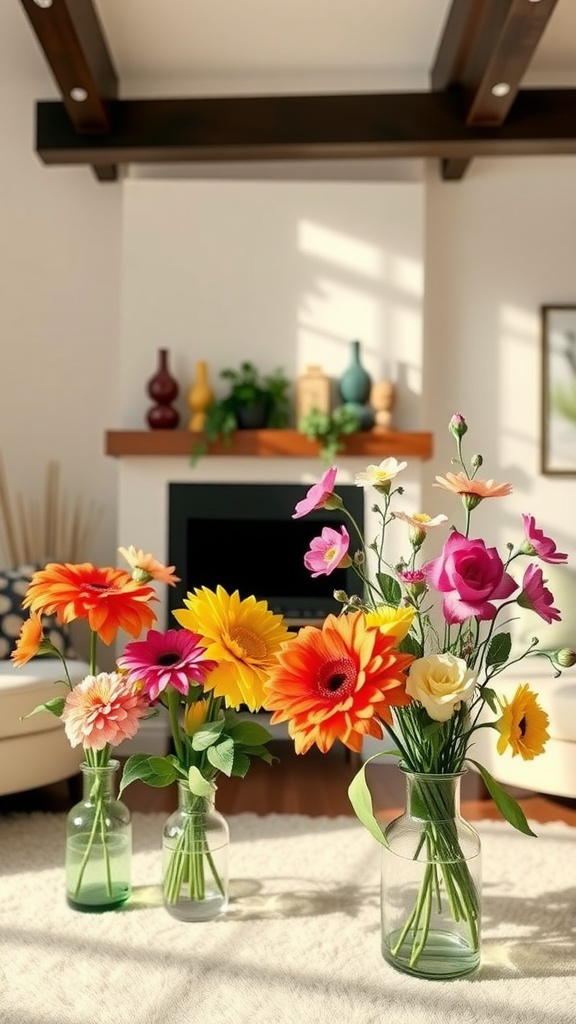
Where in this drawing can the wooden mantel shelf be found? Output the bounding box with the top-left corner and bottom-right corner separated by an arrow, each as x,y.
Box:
105,428 -> 433,459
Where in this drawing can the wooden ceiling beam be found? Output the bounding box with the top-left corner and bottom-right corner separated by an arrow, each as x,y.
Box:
431,0 -> 559,179
19,0 -> 119,179
34,89 -> 576,168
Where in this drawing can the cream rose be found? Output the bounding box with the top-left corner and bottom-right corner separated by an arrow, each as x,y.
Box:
406,653 -> 476,722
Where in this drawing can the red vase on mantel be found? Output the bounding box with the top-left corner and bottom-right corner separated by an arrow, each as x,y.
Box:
146,348 -> 180,429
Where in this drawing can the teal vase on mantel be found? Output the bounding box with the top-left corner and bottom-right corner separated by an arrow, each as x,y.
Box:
339,339 -> 372,405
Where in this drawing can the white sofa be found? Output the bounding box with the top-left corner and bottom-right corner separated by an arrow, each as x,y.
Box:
0,658 -> 90,796
470,657 -> 576,800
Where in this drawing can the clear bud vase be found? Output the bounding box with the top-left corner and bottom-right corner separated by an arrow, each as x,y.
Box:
162,784 -> 229,921
381,769 -> 481,980
65,759 -> 132,913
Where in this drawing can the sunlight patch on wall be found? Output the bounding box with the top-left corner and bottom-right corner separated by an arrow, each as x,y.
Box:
296,217 -> 423,388
298,220 -> 382,279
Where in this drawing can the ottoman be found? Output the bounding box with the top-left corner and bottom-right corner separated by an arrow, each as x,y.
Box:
0,658 -> 90,796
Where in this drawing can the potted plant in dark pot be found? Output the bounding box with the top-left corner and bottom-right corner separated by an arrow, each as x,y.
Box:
191,361 -> 291,463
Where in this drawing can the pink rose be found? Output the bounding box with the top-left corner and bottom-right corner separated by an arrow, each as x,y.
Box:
424,531 -> 518,624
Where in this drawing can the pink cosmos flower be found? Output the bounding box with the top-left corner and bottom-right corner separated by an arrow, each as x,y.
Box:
517,564 -> 561,624
61,671 -> 149,750
293,467 -> 339,519
304,525 -> 351,577
521,515 -> 568,564
424,531 -> 517,624
117,628 -> 217,701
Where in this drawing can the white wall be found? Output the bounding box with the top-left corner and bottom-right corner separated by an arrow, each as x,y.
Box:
0,5 -> 121,576
119,178 -> 424,430
423,155 -> 576,650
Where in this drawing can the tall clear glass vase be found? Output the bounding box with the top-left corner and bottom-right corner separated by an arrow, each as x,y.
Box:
65,759 -> 132,912
162,784 -> 229,921
381,769 -> 481,980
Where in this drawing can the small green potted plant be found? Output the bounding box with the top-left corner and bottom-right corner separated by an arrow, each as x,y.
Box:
298,405 -> 362,462
191,361 -> 290,463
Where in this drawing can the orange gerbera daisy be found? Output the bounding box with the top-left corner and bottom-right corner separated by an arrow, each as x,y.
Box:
434,472 -> 512,500
22,562 -> 158,646
11,612 -> 43,667
263,610 -> 414,754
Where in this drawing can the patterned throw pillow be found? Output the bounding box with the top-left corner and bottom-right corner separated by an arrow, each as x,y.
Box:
0,564 -> 76,660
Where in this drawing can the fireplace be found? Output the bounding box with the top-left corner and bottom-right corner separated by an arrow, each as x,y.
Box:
167,482 -> 364,627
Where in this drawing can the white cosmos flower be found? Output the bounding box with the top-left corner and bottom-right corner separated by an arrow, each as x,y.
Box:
392,511 -> 448,531
354,458 -> 408,490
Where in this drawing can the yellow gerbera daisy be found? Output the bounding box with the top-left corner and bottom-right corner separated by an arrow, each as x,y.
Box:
364,605 -> 415,643
495,683 -> 550,760
173,586 -> 296,711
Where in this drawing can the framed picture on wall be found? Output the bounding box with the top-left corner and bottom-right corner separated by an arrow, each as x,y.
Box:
541,305 -> 576,475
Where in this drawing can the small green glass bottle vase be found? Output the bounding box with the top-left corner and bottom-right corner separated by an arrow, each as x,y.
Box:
65,759 -> 132,913
162,784 -> 229,922
381,769 -> 481,980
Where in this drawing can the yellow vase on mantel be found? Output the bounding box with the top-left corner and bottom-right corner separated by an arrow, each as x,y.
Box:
187,361 -> 214,432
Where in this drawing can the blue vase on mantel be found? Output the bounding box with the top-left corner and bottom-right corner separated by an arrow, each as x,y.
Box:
339,339 -> 374,430
339,339 -> 372,405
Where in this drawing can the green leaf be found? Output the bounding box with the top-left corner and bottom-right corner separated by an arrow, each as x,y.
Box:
206,737 -> 235,776
191,719 -> 225,751
230,752 -> 251,778
486,632 -> 512,668
228,721 -> 273,746
481,687 -> 498,714
375,573 -> 401,606
188,766 -> 215,797
466,758 -> 537,837
20,696 -> 66,721
398,633 -> 423,658
347,754 -> 389,846
243,744 -> 277,765
119,754 -> 179,795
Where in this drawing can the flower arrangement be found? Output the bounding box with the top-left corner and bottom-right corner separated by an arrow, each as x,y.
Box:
117,585 -> 294,913
263,414 -> 573,973
13,543 -> 294,916
12,548 -> 173,908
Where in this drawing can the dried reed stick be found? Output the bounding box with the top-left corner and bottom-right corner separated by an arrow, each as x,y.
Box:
0,454 -> 101,567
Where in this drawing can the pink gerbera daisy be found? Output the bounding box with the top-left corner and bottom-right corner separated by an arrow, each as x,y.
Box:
61,672 -> 149,750
117,628 -> 217,701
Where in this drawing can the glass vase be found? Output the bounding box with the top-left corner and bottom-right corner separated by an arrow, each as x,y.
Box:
65,759 -> 131,913
162,784 -> 229,921
381,769 -> 481,980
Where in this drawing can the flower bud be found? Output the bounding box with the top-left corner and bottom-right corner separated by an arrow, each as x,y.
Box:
471,453 -> 483,470
324,493 -> 343,511
333,590 -> 349,604
449,413 -> 468,439
554,648 -> 576,668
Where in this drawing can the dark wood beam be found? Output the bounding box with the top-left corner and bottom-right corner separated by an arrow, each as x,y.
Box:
19,0 -> 119,179
34,89 -> 576,169
431,0 -> 559,179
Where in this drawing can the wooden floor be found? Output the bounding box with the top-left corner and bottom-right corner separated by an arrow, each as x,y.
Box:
2,740 -> 576,826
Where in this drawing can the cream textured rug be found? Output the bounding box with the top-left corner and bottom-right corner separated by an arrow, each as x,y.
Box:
0,813 -> 574,1024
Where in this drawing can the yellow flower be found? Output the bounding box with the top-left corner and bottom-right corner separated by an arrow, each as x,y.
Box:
496,684 -> 550,760
406,653 -> 476,722
183,699 -> 210,736
173,586 -> 295,711
365,605 -> 415,643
